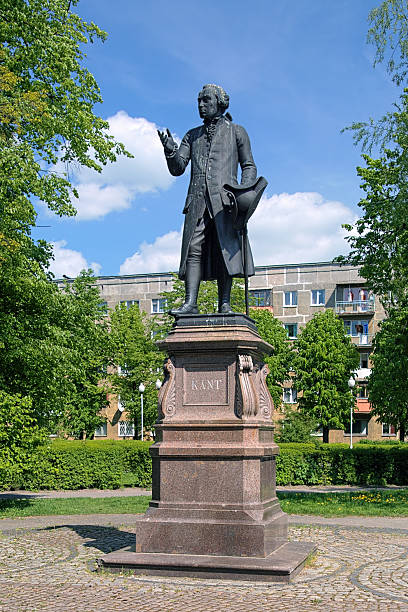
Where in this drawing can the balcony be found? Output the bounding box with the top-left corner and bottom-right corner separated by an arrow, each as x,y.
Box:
335,299 -> 375,315
354,367 -> 371,379
348,334 -> 374,347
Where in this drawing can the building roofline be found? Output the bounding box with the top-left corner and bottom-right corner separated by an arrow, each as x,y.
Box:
55,260 -> 356,283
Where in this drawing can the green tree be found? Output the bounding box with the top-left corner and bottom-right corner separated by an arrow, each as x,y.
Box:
368,307 -> 408,441
275,406 -> 319,443
0,268 -> 110,437
293,310 -> 359,443
0,1 -> 128,447
109,303 -> 163,435
0,0 -> 128,225
0,391 -> 47,487
339,2 -> 408,444
338,92 -> 408,310
56,271 -> 111,439
339,2 -> 408,307
249,308 -> 294,410
345,0 -> 408,152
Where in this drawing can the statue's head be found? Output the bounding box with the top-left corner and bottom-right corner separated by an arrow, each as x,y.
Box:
198,84 -> 229,120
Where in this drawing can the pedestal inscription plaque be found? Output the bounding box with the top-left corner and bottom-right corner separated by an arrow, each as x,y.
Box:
184,365 -> 228,405
100,314 -> 315,582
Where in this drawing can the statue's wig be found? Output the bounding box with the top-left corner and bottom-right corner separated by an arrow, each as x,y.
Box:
200,84 -> 230,112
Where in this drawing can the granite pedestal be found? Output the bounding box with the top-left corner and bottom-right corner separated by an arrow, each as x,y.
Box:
100,314 -> 315,581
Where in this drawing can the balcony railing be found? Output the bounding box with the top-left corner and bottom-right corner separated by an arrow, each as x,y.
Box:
348,334 -> 374,347
335,299 -> 375,315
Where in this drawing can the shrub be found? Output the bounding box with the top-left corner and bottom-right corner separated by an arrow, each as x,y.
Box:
1,439 -> 153,491
275,407 -> 319,443
2,439 -> 407,491
358,439 -> 402,445
276,443 -> 408,486
0,392 -> 48,490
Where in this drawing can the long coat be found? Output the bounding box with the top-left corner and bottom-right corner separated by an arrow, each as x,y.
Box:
165,116 -> 257,280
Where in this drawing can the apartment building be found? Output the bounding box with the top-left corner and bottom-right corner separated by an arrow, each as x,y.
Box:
75,261 -> 394,443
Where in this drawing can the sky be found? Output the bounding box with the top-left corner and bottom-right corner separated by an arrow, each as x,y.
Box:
36,0 -> 399,279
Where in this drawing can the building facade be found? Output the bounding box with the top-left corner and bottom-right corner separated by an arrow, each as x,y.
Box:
72,261 -> 394,443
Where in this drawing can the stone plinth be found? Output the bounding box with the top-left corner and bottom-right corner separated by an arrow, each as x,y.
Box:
100,314 -> 315,581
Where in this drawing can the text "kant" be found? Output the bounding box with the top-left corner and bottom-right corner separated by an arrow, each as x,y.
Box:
191,379 -> 223,391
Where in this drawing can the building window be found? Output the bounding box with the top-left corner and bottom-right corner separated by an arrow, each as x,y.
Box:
94,423 -> 107,437
284,291 -> 297,306
357,384 -> 368,399
344,320 -> 369,343
382,423 -> 396,436
345,419 -> 368,435
343,287 -> 371,308
120,300 -> 139,309
250,289 -> 271,307
284,323 -> 298,338
283,388 -> 297,403
117,365 -> 130,376
151,298 -> 167,313
311,289 -> 325,306
117,395 -> 124,412
99,301 -> 108,316
360,353 -> 369,369
311,426 -> 323,437
118,421 -> 135,437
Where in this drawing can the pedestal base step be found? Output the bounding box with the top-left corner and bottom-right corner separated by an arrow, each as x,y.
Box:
99,541 -> 316,583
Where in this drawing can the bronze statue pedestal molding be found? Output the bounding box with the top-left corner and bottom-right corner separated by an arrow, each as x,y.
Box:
100,315 -> 315,582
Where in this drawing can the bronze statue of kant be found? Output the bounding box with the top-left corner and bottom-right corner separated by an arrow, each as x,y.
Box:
158,84 -> 267,315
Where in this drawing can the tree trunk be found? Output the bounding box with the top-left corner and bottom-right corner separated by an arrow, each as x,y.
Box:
399,423 -> 405,442
322,426 -> 329,444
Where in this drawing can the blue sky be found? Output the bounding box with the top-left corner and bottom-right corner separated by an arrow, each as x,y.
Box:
37,0 -> 398,278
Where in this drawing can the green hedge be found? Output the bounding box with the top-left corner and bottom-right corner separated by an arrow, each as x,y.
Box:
2,440 -> 408,491
2,440 -> 153,491
277,443 -> 408,486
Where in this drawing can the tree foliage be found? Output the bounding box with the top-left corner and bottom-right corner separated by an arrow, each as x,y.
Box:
0,267 -> 110,437
338,96 -> 408,310
275,406 -> 319,443
56,271 -> 111,438
293,310 -> 359,443
249,308 -> 294,410
345,0 -> 408,152
368,307 -> 408,441
0,391 -> 47,487
109,303 -> 163,434
0,0 -> 128,224
0,0 -> 128,449
368,0 -> 408,87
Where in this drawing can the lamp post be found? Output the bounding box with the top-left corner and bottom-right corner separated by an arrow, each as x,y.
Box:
348,376 -> 356,449
155,379 -> 162,391
139,383 -> 145,441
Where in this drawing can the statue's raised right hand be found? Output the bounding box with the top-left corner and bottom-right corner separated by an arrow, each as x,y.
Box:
157,128 -> 177,155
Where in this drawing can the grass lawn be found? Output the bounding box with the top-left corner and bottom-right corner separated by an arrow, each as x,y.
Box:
0,490 -> 407,519
0,495 -> 151,519
278,489 -> 408,517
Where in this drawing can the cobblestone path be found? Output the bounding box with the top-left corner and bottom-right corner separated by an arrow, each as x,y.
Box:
0,520 -> 407,611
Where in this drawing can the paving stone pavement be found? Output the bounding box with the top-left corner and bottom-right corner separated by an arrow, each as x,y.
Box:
0,515 -> 408,611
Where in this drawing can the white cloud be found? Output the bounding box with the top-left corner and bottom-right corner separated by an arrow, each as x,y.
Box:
118,191 -> 355,274
249,192 -> 355,265
119,230 -> 182,275
53,112 -> 174,220
69,184 -> 132,220
49,241 -> 101,278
